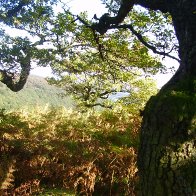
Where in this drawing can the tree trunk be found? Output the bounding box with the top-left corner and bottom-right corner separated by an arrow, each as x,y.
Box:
138,75 -> 196,195
138,2 -> 196,195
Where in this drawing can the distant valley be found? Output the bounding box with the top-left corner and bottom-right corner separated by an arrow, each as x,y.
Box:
0,75 -> 74,111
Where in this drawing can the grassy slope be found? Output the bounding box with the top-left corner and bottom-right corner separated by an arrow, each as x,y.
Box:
0,75 -> 74,110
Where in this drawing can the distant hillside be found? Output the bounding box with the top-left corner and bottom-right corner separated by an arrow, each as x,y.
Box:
0,75 -> 74,110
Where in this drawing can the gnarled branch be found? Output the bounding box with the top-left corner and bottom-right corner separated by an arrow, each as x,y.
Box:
0,65 -> 31,92
0,55 -> 31,92
76,1 -> 175,60
90,0 -> 168,35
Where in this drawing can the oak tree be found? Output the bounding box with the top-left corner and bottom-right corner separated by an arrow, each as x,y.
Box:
89,0 -> 196,195
0,0 -> 195,195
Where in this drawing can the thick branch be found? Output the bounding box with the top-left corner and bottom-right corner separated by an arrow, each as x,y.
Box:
134,0 -> 168,13
86,0 -> 168,35
85,102 -> 113,109
75,1 -> 177,62
89,1 -> 135,34
0,60 -> 31,92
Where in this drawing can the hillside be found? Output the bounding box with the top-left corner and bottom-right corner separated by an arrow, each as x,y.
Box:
0,75 -> 74,110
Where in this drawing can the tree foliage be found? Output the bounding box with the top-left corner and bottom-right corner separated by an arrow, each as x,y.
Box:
1,0 -> 168,109
49,22 -> 159,108
0,0 -> 57,91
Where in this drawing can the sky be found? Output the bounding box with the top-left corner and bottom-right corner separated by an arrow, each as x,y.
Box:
30,0 -> 179,88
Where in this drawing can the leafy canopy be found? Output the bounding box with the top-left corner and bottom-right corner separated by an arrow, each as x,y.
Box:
0,0 -> 178,109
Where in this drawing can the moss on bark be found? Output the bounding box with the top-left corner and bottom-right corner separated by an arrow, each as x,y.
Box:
138,75 -> 196,195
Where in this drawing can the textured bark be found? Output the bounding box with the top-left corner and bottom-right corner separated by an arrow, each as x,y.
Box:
138,77 -> 196,195
138,1 -> 196,195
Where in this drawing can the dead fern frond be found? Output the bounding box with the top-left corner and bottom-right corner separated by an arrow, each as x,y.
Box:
73,162 -> 98,195
13,179 -> 41,195
0,158 -> 16,190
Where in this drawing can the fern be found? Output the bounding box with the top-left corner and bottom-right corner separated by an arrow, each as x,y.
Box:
0,158 -> 16,190
0,106 -> 140,195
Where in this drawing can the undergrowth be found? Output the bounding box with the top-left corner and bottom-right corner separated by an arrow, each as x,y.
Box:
0,107 -> 140,195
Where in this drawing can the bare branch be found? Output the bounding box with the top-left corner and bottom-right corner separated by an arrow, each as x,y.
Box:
92,31 -> 105,60
110,23 -> 180,62
85,102 -> 113,109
